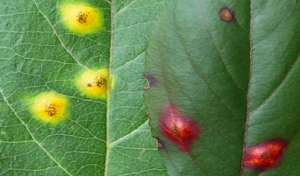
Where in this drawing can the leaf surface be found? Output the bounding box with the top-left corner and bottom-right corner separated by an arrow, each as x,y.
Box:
144,0 -> 300,175
0,0 -> 167,175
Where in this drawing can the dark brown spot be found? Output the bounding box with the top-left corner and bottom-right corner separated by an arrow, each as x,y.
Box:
219,7 -> 234,22
87,83 -> 93,87
143,73 -> 157,90
94,76 -> 107,88
76,11 -> 89,24
153,137 -> 167,151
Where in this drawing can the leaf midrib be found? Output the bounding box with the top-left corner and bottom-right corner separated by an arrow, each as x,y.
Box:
240,0 -> 253,174
241,1 -> 300,175
103,0 -> 114,174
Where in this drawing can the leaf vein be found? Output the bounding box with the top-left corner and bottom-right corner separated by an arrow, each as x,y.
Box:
0,89 -> 72,176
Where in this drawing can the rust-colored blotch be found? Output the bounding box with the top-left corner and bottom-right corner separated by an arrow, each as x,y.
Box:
219,7 -> 234,22
159,104 -> 201,153
243,139 -> 288,171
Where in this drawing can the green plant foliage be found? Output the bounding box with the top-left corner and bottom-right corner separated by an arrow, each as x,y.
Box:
0,0 -> 167,175
144,0 -> 300,175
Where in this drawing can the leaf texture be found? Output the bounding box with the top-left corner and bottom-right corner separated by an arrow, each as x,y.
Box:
0,0 -> 167,175
144,0 -> 300,175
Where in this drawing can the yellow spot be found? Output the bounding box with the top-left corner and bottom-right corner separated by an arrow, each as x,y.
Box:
31,92 -> 68,124
76,69 -> 108,99
60,3 -> 103,35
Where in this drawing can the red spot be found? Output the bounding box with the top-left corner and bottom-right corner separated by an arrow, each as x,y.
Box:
159,104 -> 201,153
243,138 -> 288,171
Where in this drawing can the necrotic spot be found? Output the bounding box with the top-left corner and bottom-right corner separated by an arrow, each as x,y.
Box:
143,73 -> 157,90
44,102 -> 58,116
76,11 -> 89,24
219,7 -> 234,22
153,137 -> 168,151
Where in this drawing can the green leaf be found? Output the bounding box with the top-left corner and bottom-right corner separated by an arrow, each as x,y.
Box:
0,0 -> 167,175
144,0 -> 300,175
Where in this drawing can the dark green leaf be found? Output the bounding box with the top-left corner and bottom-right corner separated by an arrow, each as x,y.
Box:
144,0 -> 300,175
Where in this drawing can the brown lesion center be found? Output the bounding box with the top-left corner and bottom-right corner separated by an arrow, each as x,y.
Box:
219,8 -> 233,22
44,102 -> 58,116
76,11 -> 89,24
94,76 -> 107,88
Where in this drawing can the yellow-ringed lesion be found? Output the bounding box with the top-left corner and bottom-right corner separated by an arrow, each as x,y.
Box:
59,3 -> 103,35
76,69 -> 109,99
30,92 -> 69,124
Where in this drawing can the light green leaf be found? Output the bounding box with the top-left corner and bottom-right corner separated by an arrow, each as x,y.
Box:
0,0 -> 167,175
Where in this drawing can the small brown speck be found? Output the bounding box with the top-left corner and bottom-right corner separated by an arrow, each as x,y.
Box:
95,77 -> 106,88
44,102 -> 57,116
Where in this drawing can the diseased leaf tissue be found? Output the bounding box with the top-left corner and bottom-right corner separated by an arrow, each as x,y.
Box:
0,0 -> 168,175
144,0 -> 299,175
1,0 -> 299,175
28,2 -> 108,125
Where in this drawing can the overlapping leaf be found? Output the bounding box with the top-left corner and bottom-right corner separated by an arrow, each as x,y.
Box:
144,0 -> 300,175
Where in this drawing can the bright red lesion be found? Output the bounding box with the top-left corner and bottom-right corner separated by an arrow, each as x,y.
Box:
243,139 -> 288,171
159,104 -> 201,153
